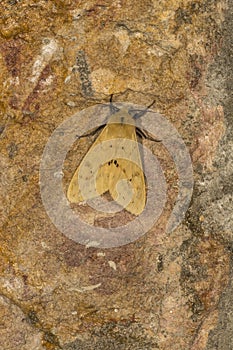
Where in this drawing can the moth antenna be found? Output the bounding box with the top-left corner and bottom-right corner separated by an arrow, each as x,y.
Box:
109,94 -> 120,114
146,100 -> 156,109
131,100 -> 156,120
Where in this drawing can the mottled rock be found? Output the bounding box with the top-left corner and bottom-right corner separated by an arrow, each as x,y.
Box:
0,0 -> 231,349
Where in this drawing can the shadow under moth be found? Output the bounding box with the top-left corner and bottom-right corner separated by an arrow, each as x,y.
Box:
67,101 -> 159,216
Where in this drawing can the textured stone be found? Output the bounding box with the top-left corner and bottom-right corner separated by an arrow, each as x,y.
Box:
0,0 -> 231,349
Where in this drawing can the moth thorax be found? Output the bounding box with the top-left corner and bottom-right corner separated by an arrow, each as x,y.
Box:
108,108 -> 135,126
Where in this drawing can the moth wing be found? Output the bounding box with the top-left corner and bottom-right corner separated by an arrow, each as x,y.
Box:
95,131 -> 146,216
67,120 -> 146,216
111,158 -> 146,216
67,125 -> 110,202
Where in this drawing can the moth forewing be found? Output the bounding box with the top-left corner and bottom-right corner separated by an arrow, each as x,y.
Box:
67,107 -> 146,215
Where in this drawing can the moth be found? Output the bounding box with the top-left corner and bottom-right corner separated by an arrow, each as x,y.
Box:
67,101 -> 159,216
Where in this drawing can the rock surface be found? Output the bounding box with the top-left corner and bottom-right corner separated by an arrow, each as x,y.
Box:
0,0 -> 232,349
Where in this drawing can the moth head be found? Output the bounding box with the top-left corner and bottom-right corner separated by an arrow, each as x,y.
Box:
107,107 -> 135,126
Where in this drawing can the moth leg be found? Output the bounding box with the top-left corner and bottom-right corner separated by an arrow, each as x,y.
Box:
76,125 -> 105,140
136,128 -> 161,142
130,100 -> 156,120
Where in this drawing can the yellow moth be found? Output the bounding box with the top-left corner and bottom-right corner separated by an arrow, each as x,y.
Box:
67,103 -> 157,215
